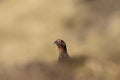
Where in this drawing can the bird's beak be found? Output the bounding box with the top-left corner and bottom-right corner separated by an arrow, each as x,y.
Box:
53,41 -> 57,45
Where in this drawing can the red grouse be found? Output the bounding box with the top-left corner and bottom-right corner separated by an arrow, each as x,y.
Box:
54,39 -> 88,67
54,39 -> 70,63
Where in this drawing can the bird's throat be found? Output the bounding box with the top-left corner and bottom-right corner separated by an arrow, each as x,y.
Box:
58,46 -> 70,62
58,46 -> 67,55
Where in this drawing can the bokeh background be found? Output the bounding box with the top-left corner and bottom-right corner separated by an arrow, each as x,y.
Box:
0,0 -> 120,80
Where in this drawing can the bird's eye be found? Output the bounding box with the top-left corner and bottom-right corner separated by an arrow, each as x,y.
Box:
57,40 -> 61,43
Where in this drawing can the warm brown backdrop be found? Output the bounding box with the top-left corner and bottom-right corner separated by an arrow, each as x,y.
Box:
0,0 -> 120,65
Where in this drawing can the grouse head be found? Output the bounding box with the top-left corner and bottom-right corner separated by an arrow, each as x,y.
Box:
54,39 -> 70,62
54,39 -> 66,48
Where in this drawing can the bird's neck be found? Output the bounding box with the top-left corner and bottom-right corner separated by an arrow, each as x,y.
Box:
58,46 -> 70,62
58,46 -> 67,55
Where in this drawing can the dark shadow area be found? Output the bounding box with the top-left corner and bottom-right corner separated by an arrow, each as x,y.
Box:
57,54 -> 89,70
0,61 -> 74,80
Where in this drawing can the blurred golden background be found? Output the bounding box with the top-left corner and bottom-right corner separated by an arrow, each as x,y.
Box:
0,0 -> 120,80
